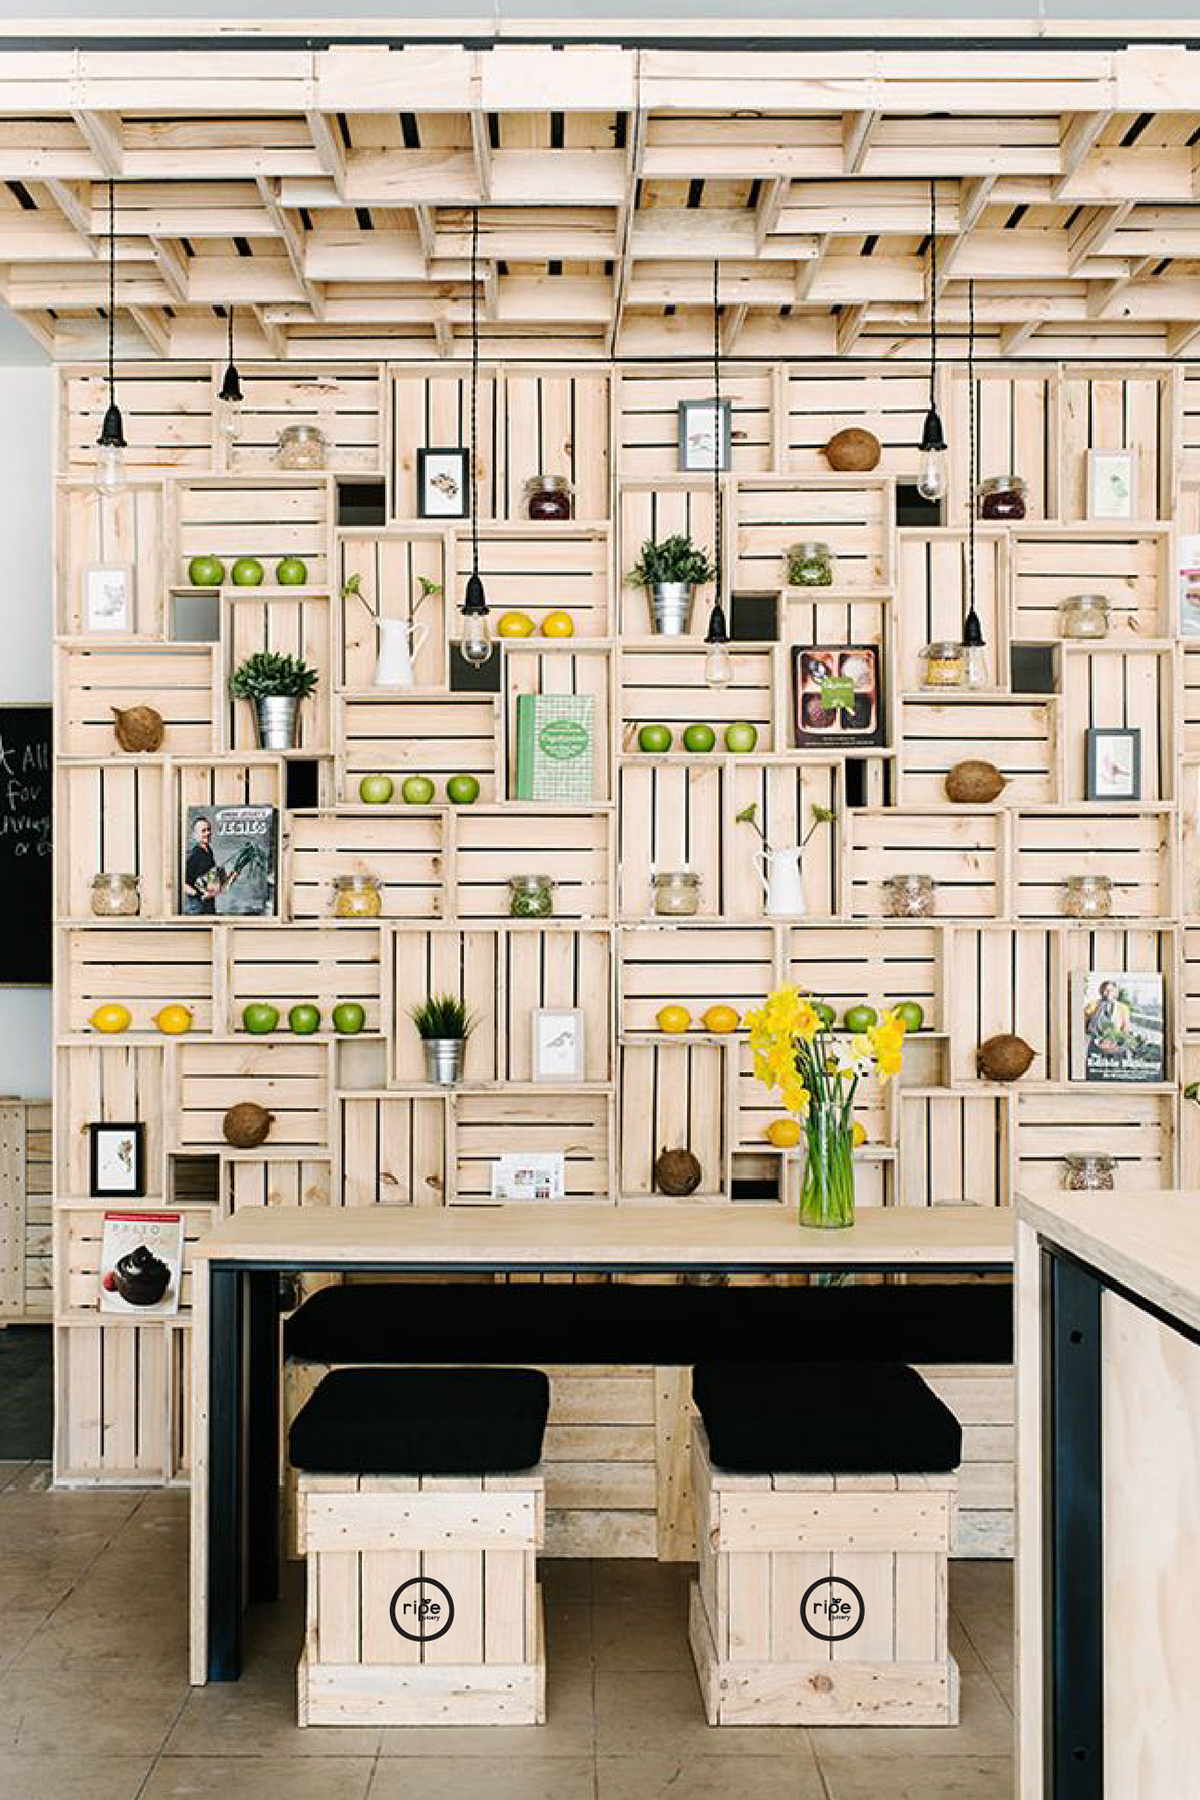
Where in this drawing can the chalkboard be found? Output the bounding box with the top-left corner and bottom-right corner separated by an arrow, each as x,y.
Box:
0,706 -> 51,985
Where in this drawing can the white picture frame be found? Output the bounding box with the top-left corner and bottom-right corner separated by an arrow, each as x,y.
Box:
490,1151 -> 566,1202
1086,449 -> 1135,522
678,398 -> 732,473
82,563 -> 133,633
532,1007 -> 584,1081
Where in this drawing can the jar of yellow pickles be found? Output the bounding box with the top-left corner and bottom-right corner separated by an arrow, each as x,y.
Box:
332,874 -> 383,919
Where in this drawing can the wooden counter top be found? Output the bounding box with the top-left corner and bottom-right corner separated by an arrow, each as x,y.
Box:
1018,1190 -> 1200,1335
194,1201 -> 1014,1271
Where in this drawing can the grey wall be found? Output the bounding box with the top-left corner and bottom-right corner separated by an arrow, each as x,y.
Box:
5,2 -> 1199,25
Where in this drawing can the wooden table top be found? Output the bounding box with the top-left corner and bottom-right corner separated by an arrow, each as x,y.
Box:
195,1202 -> 1015,1272
1019,1190 -> 1200,1334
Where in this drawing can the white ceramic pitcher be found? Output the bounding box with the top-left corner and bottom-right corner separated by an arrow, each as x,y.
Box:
759,844 -> 806,918
373,615 -> 427,689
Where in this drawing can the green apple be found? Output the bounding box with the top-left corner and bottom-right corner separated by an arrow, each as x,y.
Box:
358,773 -> 395,805
446,773 -> 481,805
894,1000 -> 925,1032
331,1001 -> 366,1035
187,554 -> 225,587
724,720 -> 759,753
401,774 -> 435,805
241,1001 -> 279,1035
275,556 -> 308,586
637,723 -> 673,754
843,1004 -> 878,1034
288,1003 -> 321,1035
813,1001 -> 837,1030
683,722 -> 716,754
231,556 -> 265,587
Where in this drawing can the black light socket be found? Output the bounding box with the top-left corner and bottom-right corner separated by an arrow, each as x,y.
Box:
920,405 -> 947,453
462,569 -> 488,616
98,400 -> 126,449
704,600 -> 729,646
962,607 -> 985,647
218,362 -> 243,404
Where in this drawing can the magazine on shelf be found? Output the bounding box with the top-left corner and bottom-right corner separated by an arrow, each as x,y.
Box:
99,1212 -> 184,1316
182,804 -> 277,916
1070,971 -> 1166,1084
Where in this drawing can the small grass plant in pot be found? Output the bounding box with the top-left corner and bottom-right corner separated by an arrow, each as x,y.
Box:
626,534 -> 717,636
230,650 -> 320,750
412,992 -> 473,1086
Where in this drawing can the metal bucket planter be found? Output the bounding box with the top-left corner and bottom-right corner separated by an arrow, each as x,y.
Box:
422,1037 -> 466,1086
252,694 -> 301,750
649,581 -> 696,636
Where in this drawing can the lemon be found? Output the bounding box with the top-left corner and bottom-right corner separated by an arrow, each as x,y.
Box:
656,1004 -> 691,1034
702,1004 -> 739,1034
90,1003 -> 131,1034
851,1121 -> 868,1147
498,610 -> 536,638
541,610 -> 575,638
766,1118 -> 802,1149
154,1003 -> 193,1036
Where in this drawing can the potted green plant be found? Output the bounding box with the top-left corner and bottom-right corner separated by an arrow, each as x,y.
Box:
626,534 -> 718,636
229,651 -> 320,750
412,992 -> 473,1086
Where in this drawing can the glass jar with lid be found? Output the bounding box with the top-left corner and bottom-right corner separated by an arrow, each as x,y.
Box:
920,641 -> 967,688
508,874 -> 555,919
1059,594 -> 1111,640
1062,874 -> 1113,920
275,424 -> 327,471
976,475 -> 1028,521
332,873 -> 383,919
523,475 -> 573,521
786,541 -> 833,587
90,872 -> 140,918
1062,1152 -> 1116,1192
653,871 -> 701,918
884,874 -> 935,919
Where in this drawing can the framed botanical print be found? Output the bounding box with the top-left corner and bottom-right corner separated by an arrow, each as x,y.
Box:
82,564 -> 133,633
88,1121 -> 145,1199
1085,727 -> 1141,802
417,447 -> 470,519
532,1007 -> 585,1081
678,399 -> 732,473
1086,449 -> 1136,522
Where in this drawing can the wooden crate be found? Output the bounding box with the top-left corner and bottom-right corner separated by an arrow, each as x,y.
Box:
945,368 -> 1056,525
174,758 -> 286,915
619,646 -> 777,756
174,1039 -> 330,1155
338,1095 -> 447,1207
227,366 -> 383,475
785,365 -> 933,479
452,1090 -> 612,1205
339,694 -> 500,804
1060,643 -> 1177,802
845,808 -> 1007,920
619,923 -> 774,1036
503,644 -> 613,801
1059,371 -> 1170,523
689,1422 -> 958,1727
58,644 -> 216,757
56,1044 -> 167,1198
297,1470 -> 545,1727
56,481 -> 167,638
61,926 -> 215,1038
1014,807 -> 1174,920
0,1099 -> 51,1322
916,1364 -> 1015,1557
55,1198 -> 213,1321
897,1093 -> 1012,1208
454,807 -> 611,922
230,922 -> 383,1037
1015,1089 -> 1176,1194
339,529 -> 449,690
898,696 -> 1058,806
618,480 -> 717,635
457,526 -> 612,638
617,365 -> 776,479
946,925 -> 1057,1085
224,591 -> 333,753
225,1158 -> 332,1211
59,366 -> 213,475
1011,528 -> 1170,642
173,474 -> 331,587
619,1041 -> 728,1196
56,761 -> 169,920
735,475 -> 891,592
54,1319 -> 174,1483
288,810 -> 444,921
786,922 -> 944,1032
896,530 -> 1008,692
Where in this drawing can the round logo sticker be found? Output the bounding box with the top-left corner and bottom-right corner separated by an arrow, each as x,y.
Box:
538,718 -> 588,762
389,1576 -> 455,1644
800,1575 -> 865,1642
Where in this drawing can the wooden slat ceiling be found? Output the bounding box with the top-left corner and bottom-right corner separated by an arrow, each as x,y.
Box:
3,40 -> 1200,360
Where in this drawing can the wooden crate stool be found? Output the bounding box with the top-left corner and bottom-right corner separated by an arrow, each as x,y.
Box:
688,1360 -> 961,1727
292,1365 -> 549,1726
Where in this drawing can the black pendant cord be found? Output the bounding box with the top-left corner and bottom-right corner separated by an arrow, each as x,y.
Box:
705,258 -> 729,647
928,177 -> 937,414
107,178 -> 116,408
471,205 -> 479,582
964,277 -> 983,647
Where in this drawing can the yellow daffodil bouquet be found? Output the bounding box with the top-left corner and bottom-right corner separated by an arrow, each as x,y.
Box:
743,986 -> 907,1227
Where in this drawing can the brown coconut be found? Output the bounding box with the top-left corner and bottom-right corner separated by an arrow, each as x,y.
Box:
945,759 -> 1007,805
112,705 -> 165,753
823,427 -> 882,473
654,1147 -> 702,1196
222,1101 -> 273,1149
976,1034 -> 1036,1083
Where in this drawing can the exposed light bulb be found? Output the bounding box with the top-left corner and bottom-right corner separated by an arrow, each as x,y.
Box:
461,609 -> 493,667
704,641 -> 733,687
96,442 -> 126,496
218,395 -> 244,449
917,445 -> 947,502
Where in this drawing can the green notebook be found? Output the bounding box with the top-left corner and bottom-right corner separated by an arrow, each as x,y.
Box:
514,694 -> 595,801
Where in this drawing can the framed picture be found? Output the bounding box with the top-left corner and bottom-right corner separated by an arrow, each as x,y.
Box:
490,1151 -> 566,1202
532,1007 -> 585,1081
417,447 -> 470,519
678,399 -> 732,473
1086,449 -> 1136,522
82,563 -> 133,633
88,1122 -> 145,1199
1085,727 -> 1141,802
1179,532 -> 1200,636
793,644 -> 884,748
99,1210 -> 183,1315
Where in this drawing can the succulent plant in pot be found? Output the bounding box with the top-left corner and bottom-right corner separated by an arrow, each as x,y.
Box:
230,651 -> 320,750
626,534 -> 717,636
412,992 -> 473,1086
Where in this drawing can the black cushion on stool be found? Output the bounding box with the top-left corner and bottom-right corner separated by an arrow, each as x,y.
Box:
289,1366 -> 550,1475
693,1360 -> 962,1475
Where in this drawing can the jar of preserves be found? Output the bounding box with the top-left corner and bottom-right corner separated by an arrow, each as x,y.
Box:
1062,1152 -> 1116,1192
332,873 -> 383,919
90,872 -> 140,918
653,871 -> 701,917
1062,875 -> 1113,920
920,641 -> 967,688
1059,594 -> 1111,640
786,541 -> 833,587
508,874 -> 555,919
275,424 -> 327,471
976,475 -> 1028,521
884,874 -> 935,919
523,475 -> 572,521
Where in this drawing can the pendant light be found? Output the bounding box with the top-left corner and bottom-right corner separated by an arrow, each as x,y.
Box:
460,207 -> 492,668
962,278 -> 987,685
96,178 -> 127,495
219,304 -> 243,404
703,259 -> 732,688
917,177 -> 948,503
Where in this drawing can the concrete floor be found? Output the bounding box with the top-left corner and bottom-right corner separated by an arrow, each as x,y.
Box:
0,1454 -> 1014,1800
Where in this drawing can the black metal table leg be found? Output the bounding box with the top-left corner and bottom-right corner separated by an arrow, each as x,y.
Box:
246,1269 -> 280,1604
207,1261 -> 244,1681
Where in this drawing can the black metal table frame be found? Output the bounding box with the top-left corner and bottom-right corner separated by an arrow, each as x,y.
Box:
205,1253 -> 1004,1682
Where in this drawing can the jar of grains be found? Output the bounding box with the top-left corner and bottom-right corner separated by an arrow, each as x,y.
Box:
920,641 -> 967,687
884,874 -> 935,918
1059,594 -> 1111,640
332,874 -> 383,919
653,871 -> 702,917
1062,875 -> 1113,920
90,873 -> 140,918
786,541 -> 833,587
1062,1153 -> 1116,1192
508,874 -> 555,919
275,424 -> 327,471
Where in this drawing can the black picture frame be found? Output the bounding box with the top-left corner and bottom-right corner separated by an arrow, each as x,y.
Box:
416,447 -> 470,520
88,1122 -> 146,1200
792,644 -> 885,748
1085,727 -> 1141,802
677,399 -> 732,473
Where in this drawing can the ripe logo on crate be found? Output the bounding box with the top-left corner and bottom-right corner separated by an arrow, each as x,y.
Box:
800,1575 -> 865,1642
389,1576 -> 455,1643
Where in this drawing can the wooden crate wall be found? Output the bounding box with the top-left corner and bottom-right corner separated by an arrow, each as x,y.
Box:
0,1100 -> 52,1323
